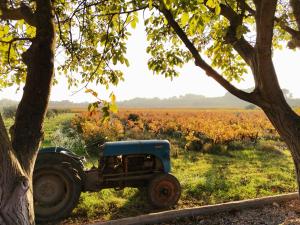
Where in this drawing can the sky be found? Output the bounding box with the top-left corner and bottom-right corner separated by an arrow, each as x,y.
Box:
0,20 -> 300,103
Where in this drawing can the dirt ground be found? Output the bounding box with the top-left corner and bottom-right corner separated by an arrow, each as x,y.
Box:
58,200 -> 300,225
158,200 -> 300,225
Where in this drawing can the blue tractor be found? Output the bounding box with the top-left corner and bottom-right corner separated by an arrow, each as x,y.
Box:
33,140 -> 181,222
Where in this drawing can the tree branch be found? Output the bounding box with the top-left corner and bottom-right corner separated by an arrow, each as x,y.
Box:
159,4 -> 258,104
290,0 -> 300,30
202,0 -> 256,68
238,0 -> 300,48
0,37 -> 33,65
0,2 -> 37,26
92,5 -> 148,17
0,113 -> 10,145
60,0 -> 107,23
218,3 -> 255,67
254,0 -> 277,52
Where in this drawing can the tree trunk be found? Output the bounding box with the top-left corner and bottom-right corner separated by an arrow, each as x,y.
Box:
261,102 -> 300,193
0,0 -> 55,224
0,115 -> 32,225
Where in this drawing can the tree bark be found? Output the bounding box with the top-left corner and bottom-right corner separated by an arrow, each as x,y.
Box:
261,103 -> 300,192
0,0 -> 55,224
0,115 -> 31,225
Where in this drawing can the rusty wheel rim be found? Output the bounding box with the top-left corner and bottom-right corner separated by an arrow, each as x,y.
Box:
152,180 -> 176,205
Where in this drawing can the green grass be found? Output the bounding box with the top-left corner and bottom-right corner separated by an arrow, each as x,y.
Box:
42,113 -> 74,146
4,113 -> 74,147
70,147 -> 296,221
175,149 -> 296,205
5,113 -> 297,222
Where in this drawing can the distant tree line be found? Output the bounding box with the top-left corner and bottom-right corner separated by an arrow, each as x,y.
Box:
2,106 -> 71,119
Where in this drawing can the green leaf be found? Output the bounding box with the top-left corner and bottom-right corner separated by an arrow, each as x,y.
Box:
164,17 -> 168,25
124,58 -> 130,67
163,0 -> 172,9
149,0 -> 153,10
112,56 -> 117,65
215,4 -> 221,15
236,25 -> 249,39
181,12 -> 190,26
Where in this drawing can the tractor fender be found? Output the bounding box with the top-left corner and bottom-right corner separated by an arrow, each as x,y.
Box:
36,147 -> 86,185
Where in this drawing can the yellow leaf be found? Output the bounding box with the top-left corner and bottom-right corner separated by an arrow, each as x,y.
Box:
110,103 -> 118,113
181,12 -> 189,26
206,0 -> 215,8
3,26 -> 9,34
85,89 -> 98,97
215,4 -> 221,15
110,93 -> 116,103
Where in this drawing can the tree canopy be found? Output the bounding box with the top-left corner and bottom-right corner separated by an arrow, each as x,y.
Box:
1,0 -> 299,100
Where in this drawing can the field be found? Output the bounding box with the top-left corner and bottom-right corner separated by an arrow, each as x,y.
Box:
4,109 -> 297,223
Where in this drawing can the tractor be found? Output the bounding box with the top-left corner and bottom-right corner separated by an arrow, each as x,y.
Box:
33,140 -> 181,222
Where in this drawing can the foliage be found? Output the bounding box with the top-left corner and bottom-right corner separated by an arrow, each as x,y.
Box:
2,106 -> 16,119
51,119 -> 86,155
71,112 -> 124,155
60,109 -> 282,156
245,104 -> 257,110
0,1 -> 127,89
41,113 -> 75,147
0,0 -> 297,95
1,106 -> 71,120
46,108 -> 72,118
127,113 -> 140,122
116,109 -> 276,147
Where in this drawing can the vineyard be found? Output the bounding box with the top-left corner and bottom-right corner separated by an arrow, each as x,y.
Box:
67,109 -> 281,156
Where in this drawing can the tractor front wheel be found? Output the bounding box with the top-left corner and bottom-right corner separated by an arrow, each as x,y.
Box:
148,173 -> 181,209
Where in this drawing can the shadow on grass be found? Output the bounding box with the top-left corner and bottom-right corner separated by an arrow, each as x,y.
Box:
184,146 -> 295,205
52,145 -> 296,224
185,155 -> 232,204
108,189 -> 156,220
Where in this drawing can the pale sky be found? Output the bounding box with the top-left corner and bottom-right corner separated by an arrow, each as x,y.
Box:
0,20 -> 300,103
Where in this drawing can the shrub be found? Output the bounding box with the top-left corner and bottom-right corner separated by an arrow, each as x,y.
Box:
127,113 -> 140,122
2,106 -> 17,119
46,109 -> 57,118
51,120 -> 86,155
256,140 -> 283,155
227,140 -> 248,150
184,131 -> 212,152
185,139 -> 203,152
245,104 -> 256,110
71,113 -> 124,156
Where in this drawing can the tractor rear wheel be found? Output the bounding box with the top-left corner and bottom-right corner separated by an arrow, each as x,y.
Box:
33,162 -> 81,222
147,173 -> 181,209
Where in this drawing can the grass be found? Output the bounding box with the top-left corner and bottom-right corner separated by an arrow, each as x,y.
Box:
4,112 -> 297,222
42,113 -> 74,146
69,146 -> 296,221
4,113 -> 74,147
